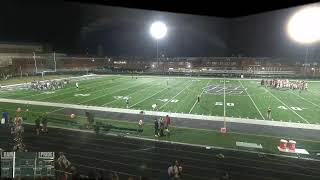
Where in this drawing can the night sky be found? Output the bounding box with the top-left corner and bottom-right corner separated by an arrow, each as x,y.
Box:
0,1 -> 319,60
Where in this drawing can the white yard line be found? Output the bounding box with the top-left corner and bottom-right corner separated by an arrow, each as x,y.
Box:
2,98 -> 320,130
48,79 -> 155,114
239,80 -> 265,120
102,81 -> 161,106
38,77 -> 125,101
159,81 -> 193,109
264,88 -> 309,124
189,80 -> 211,113
290,91 -> 320,109
215,88 -> 224,93
7,75 -> 109,100
78,79 -> 155,105
129,88 -> 168,108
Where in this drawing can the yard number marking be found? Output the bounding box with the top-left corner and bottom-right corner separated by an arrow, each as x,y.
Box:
278,106 -> 303,111
157,99 -> 179,103
215,102 -> 234,107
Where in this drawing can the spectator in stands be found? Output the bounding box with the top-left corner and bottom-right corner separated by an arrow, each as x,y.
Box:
70,166 -> 80,180
56,152 -> 71,174
109,172 -> 119,180
168,162 -> 175,180
173,160 -> 183,180
97,170 -> 105,180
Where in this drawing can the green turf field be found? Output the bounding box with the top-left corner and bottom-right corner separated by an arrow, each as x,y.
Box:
0,75 -> 320,124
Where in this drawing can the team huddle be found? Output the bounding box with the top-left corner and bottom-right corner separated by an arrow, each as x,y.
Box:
29,79 -> 70,91
261,79 -> 308,90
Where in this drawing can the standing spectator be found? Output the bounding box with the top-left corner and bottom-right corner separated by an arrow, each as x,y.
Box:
159,118 -> 165,137
2,111 -> 8,125
154,118 -> 159,137
138,119 -> 144,134
267,106 -> 272,120
126,99 -> 129,108
41,114 -> 48,133
164,115 -> 171,129
85,112 -> 94,129
168,163 -> 175,180
173,160 -> 182,180
35,117 -> 41,135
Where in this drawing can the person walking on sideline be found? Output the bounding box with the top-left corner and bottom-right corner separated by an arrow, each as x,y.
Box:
267,106 -> 272,120
154,118 -> 159,137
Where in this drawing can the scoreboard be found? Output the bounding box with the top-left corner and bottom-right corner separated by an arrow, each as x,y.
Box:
1,152 -> 55,178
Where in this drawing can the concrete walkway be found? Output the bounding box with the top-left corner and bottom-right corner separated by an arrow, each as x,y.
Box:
1,97 -> 320,131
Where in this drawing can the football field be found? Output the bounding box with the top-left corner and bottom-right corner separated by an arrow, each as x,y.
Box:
0,75 -> 320,124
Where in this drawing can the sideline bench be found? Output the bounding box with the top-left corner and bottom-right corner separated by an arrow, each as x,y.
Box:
236,141 -> 263,150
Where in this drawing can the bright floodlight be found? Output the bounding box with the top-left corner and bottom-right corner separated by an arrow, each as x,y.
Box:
150,21 -> 167,40
287,6 -> 320,44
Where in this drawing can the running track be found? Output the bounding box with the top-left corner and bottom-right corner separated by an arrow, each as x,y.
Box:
0,125 -> 320,180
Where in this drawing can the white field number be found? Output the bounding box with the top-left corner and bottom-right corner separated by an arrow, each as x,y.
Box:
215,102 -> 234,107
114,96 -> 131,100
278,106 -> 303,111
157,99 -> 179,103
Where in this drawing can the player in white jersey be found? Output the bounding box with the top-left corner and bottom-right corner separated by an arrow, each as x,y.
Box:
76,82 -> 79,89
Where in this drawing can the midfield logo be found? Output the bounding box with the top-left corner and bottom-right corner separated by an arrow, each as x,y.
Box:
203,85 -> 246,95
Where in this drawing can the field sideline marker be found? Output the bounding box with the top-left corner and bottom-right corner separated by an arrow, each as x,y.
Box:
239,80 -> 265,120
264,88 -> 309,124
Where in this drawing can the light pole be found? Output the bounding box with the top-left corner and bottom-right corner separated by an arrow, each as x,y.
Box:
150,21 -> 167,71
33,52 -> 38,74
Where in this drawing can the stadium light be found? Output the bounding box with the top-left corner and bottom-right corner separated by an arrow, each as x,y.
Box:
287,6 -> 320,44
287,6 -> 320,75
150,21 -> 167,69
150,21 -> 167,40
